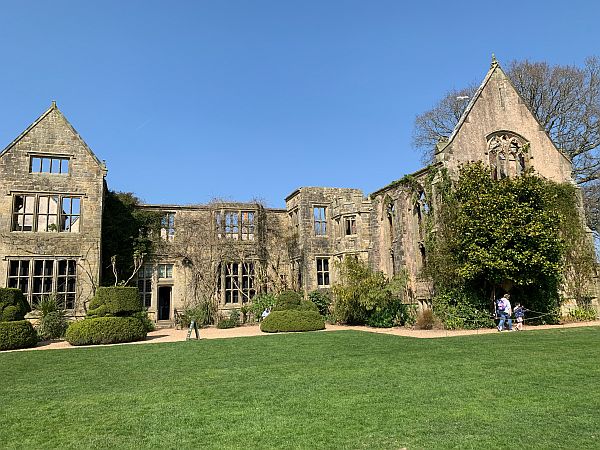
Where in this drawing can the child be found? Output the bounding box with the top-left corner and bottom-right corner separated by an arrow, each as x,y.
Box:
514,303 -> 525,331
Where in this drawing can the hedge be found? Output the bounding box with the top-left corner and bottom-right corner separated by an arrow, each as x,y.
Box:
87,287 -> 142,317
260,310 -> 325,333
0,320 -> 38,351
275,290 -> 302,309
0,288 -> 30,322
65,317 -> 147,346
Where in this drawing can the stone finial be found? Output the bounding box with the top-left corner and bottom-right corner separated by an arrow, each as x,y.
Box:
491,53 -> 498,68
51,100 -> 57,108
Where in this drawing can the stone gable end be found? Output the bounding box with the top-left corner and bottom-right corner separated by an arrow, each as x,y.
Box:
444,66 -> 573,183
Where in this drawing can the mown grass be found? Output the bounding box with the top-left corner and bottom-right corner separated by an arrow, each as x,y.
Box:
1,328 -> 600,449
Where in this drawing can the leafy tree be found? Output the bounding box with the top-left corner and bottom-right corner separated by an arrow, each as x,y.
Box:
101,191 -> 161,286
331,257 -> 409,326
425,163 -> 595,316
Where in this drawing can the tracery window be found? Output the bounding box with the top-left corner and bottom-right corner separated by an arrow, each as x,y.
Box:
487,132 -> 528,180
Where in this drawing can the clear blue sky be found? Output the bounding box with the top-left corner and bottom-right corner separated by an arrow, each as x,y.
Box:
1,1 -> 598,207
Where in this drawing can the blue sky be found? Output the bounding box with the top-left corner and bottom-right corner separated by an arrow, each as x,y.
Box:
1,0 -> 598,207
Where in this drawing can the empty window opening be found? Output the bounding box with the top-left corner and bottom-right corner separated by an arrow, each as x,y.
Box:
12,194 -> 81,233
30,156 -> 69,174
344,216 -> 357,236
314,207 -> 327,236
161,213 -> 175,241
241,211 -> 255,241
225,212 -> 239,239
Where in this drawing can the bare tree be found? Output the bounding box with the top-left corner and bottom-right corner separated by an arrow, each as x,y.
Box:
413,57 -> 600,185
413,84 -> 477,163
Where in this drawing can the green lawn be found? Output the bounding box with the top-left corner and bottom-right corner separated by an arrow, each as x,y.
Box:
1,328 -> 600,449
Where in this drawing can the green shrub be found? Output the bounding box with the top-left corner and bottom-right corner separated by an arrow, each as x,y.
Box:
35,296 -> 61,318
308,290 -> 331,316
37,311 -> 68,340
2,306 -> 21,322
565,306 -> 598,322
65,317 -> 147,346
366,300 -> 415,328
0,320 -> 38,351
179,301 -> 215,328
131,310 -> 155,332
276,291 -> 302,309
432,289 -> 494,330
88,287 -> 142,317
331,258 -> 402,325
0,288 -> 30,322
247,293 -> 277,321
216,309 -> 239,329
260,310 -> 325,333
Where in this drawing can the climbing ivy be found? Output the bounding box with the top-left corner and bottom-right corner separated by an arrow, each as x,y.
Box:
101,191 -> 162,286
423,163 -> 595,321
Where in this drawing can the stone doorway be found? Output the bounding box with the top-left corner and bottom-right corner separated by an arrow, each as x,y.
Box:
158,286 -> 172,321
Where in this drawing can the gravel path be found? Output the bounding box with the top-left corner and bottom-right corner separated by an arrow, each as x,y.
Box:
7,319 -> 600,353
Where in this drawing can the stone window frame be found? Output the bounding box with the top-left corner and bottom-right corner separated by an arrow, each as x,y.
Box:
313,206 -> 327,236
158,263 -> 174,279
6,258 -> 77,309
137,264 -> 154,308
215,209 -> 257,241
160,212 -> 176,242
486,131 -> 529,180
288,207 -> 299,235
29,154 -> 70,175
316,257 -> 330,287
217,261 -> 256,305
240,211 -> 255,241
11,192 -> 82,233
343,215 -> 357,236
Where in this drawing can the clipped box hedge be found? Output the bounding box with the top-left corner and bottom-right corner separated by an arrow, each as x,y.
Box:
65,317 -> 147,346
260,310 -> 325,333
87,287 -> 142,317
0,320 -> 38,351
0,288 -> 30,322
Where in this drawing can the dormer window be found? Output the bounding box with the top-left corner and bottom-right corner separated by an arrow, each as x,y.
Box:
30,156 -> 69,174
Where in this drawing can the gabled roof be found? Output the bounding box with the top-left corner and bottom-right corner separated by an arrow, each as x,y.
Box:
436,55 -> 569,162
0,101 -> 107,172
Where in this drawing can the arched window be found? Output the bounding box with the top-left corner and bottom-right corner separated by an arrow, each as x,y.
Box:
487,132 -> 528,180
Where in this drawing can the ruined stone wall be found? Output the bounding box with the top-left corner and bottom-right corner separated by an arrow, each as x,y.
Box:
0,106 -> 106,313
285,187 -> 371,292
369,170 -> 433,305
439,67 -> 573,183
137,203 -> 289,320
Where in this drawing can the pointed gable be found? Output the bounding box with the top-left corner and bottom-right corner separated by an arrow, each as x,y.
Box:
0,102 -> 107,175
437,58 -> 573,183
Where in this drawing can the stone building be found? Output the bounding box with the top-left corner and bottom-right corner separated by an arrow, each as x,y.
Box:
0,59 -> 592,323
0,102 -> 106,313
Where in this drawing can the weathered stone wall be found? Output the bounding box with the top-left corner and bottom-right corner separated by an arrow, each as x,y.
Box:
0,104 -> 106,313
137,202 -> 289,320
369,169 -> 433,306
285,187 -> 372,292
437,65 -> 573,183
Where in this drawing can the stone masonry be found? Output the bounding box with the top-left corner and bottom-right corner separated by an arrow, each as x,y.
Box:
0,59 -> 592,323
